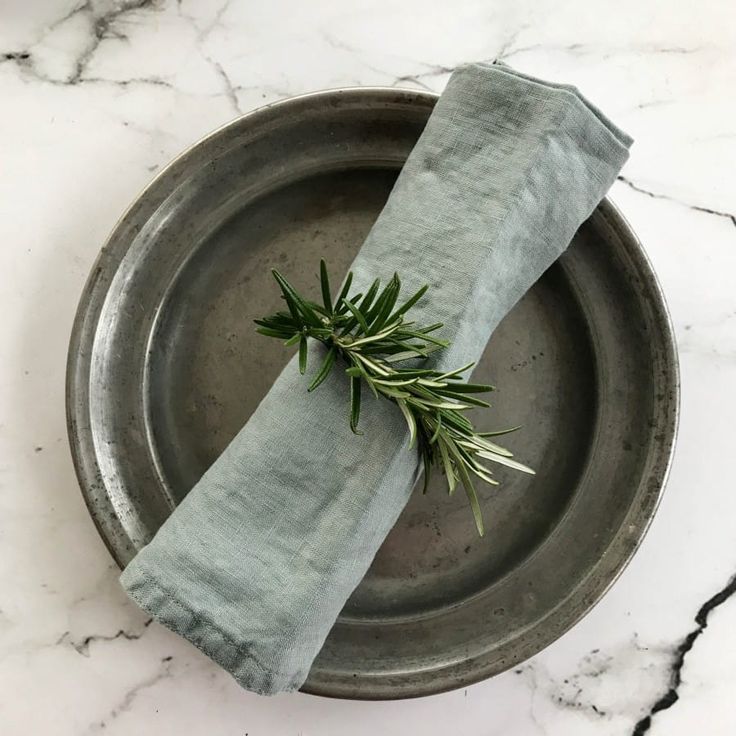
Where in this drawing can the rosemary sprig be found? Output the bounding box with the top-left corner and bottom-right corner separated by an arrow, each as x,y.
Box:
255,261 -> 535,536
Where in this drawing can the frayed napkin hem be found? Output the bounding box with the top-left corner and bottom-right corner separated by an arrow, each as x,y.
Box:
120,563 -> 304,695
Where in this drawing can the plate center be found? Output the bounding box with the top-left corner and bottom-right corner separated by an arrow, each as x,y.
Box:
147,167 -> 597,620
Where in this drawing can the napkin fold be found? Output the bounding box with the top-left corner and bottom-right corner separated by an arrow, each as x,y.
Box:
121,62 -> 632,694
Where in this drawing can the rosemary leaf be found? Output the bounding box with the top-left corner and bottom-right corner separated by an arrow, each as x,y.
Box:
359,279 -> 381,313
272,269 -> 322,327
307,346 -> 336,392
319,259 -> 333,314
476,450 -> 536,475
421,443 -> 432,494
386,283 -> 428,324
437,437 -> 458,494
457,462 -> 485,537
335,271 -> 354,308
396,399 -> 417,448
256,326 -> 293,339
298,335 -> 308,374
429,415 -> 443,444
437,382 -> 495,393
255,261 -> 535,536
343,298 -> 370,334
350,376 -> 362,434
367,274 -> 401,332
478,425 -> 522,437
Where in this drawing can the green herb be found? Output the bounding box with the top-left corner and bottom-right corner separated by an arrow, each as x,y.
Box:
255,261 -> 535,536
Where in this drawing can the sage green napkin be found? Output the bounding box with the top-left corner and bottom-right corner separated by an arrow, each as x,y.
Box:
121,62 -> 632,694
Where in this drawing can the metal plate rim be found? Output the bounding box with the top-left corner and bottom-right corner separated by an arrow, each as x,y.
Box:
66,87 -> 680,699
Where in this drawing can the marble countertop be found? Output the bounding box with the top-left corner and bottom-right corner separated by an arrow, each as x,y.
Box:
2,1 -> 734,733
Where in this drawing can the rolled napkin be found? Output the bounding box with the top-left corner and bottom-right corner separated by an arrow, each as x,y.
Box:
121,62 -> 632,694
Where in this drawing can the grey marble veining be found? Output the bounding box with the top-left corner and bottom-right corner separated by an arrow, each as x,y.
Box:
1,0 -> 734,733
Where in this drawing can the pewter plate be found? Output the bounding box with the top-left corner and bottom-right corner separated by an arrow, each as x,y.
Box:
67,88 -> 679,699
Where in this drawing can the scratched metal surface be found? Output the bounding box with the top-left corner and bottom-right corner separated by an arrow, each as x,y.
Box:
66,89 -> 678,699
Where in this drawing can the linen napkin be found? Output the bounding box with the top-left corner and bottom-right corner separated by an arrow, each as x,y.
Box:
121,62 -> 632,694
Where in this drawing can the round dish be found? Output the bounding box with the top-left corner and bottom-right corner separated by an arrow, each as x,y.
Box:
67,88 -> 679,699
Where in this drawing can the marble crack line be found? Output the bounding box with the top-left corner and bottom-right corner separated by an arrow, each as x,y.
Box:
321,31 -> 357,54
0,48 -> 177,91
65,0 -> 159,84
392,29 -> 527,89
391,63 -> 456,92
632,572 -> 736,735
204,57 -> 241,115
319,31 -> 403,83
326,30 -> 527,92
400,62 -> 456,81
391,73 -> 434,91
46,0 -> 93,34
182,0 -> 232,43
633,98 -> 674,111
2,0 -> 159,86
82,75 -> 175,88
57,618 -> 153,657
520,664 -> 550,735
494,24 -> 531,62
87,655 -> 174,733
207,0 -> 234,38
231,83 -> 295,103
617,176 -> 736,228
500,42 -> 703,61
180,1 -> 242,115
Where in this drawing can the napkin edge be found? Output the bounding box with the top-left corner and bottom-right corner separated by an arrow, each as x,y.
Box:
120,560 -> 304,695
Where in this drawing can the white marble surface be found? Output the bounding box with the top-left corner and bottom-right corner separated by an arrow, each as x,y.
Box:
1,0 -> 735,733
